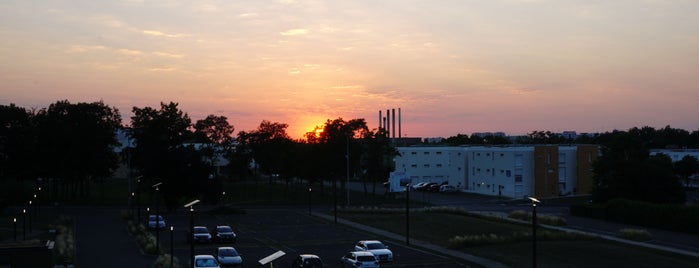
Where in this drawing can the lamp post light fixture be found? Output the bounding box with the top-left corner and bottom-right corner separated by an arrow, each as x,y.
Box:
136,176 -> 142,223
528,196 -> 541,268
184,199 -> 200,268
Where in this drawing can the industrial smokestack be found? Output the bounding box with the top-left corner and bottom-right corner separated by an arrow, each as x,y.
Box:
392,108 -> 396,140
386,109 -> 390,138
399,108 -> 401,139
379,110 -> 382,132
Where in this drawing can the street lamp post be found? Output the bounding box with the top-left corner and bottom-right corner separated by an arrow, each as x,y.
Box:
22,209 -> 26,240
153,182 -> 162,253
170,226 -> 174,268
27,201 -> 32,233
13,217 -> 17,241
406,184 -> 410,245
184,199 -> 200,268
136,176 -> 142,223
528,197 -> 541,268
308,187 -> 312,216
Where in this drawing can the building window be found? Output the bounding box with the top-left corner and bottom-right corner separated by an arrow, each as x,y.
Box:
424,164 -> 430,168
559,153 -> 566,164
424,152 -> 430,155
515,174 -> 523,182
506,170 -> 511,177
515,154 -> 523,166
436,164 -> 442,167
411,152 -> 417,155
411,164 -> 417,168
436,151 -> 442,155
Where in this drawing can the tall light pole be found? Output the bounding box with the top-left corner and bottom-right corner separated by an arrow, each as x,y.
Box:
346,135 -> 350,206
308,187 -> 312,216
22,209 -> 26,240
405,184 -> 410,245
27,201 -> 32,233
13,217 -> 17,241
153,182 -> 163,253
528,197 -> 541,268
170,226 -> 174,268
184,199 -> 200,268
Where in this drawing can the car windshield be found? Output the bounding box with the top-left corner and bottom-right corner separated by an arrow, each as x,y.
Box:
148,215 -> 162,220
195,258 -> 218,267
194,227 -> 208,233
219,248 -> 239,257
217,226 -> 232,232
366,243 -> 386,250
357,256 -> 375,262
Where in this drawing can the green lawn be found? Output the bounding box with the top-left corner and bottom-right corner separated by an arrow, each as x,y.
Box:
338,211 -> 699,268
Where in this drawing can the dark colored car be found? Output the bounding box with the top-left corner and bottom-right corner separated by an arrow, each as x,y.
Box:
214,225 -> 237,243
292,254 -> 323,268
190,226 -> 212,243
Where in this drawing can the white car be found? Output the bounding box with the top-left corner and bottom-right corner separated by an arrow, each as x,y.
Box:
354,240 -> 393,262
411,182 -> 428,190
340,251 -> 379,268
191,226 -> 212,243
194,255 -> 221,268
147,215 -> 165,229
215,247 -> 242,267
439,185 -> 458,193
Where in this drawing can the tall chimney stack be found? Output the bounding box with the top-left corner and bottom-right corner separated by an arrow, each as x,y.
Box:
386,109 -> 390,138
392,108 -> 396,140
398,108 -> 401,139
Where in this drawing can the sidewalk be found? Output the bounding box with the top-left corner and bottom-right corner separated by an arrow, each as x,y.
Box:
311,211 -> 508,268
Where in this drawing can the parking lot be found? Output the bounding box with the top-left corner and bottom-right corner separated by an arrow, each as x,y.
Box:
161,208 -> 467,267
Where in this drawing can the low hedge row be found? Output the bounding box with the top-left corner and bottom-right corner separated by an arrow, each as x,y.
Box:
570,199 -> 699,234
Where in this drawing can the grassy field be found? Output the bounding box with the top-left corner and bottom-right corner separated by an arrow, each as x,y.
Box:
338,210 -> 699,268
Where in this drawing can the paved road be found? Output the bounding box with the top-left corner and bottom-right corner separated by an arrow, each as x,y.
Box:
62,206 -> 157,268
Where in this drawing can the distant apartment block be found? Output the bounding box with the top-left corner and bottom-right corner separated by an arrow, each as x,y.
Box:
649,149 -> 699,162
393,145 -> 598,199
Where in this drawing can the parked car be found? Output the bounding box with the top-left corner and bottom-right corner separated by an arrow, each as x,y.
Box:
191,226 -> 212,243
416,182 -> 438,191
194,255 -> 221,268
340,251 -> 379,268
214,247 -> 242,267
214,225 -> 237,243
354,240 -> 393,262
147,215 -> 165,229
292,254 -> 324,268
411,182 -> 428,190
439,185 -> 457,193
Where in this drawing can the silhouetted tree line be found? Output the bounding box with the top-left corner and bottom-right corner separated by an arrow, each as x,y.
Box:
0,101 -> 396,208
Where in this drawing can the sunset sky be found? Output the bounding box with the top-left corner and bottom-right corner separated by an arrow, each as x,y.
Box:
2,0 -> 698,139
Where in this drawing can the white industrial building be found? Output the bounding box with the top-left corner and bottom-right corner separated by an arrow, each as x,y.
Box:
391,145 -> 598,199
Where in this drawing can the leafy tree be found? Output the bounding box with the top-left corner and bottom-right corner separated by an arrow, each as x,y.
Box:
444,134 -> 470,145
675,155 -> 699,187
236,120 -> 293,178
592,130 -> 685,204
0,104 -> 34,204
193,115 -> 234,146
33,100 -> 122,199
130,102 -> 205,208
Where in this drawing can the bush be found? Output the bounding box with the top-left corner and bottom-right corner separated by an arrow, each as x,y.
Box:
508,210 -> 567,226
448,230 -> 592,248
618,228 -> 652,242
153,254 -> 183,268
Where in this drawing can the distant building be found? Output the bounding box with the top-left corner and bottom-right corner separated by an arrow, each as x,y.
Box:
561,131 -> 577,140
650,149 -> 699,162
392,145 -> 598,199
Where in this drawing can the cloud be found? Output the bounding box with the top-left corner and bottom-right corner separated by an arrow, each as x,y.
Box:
280,28 -> 309,36
142,30 -> 187,38
153,52 -> 184,58
118,49 -> 144,56
66,45 -> 107,53
149,67 -> 176,72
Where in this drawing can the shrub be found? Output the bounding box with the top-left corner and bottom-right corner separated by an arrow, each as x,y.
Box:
508,210 -> 567,226
618,228 -> 652,242
448,230 -> 592,248
153,254 -> 183,268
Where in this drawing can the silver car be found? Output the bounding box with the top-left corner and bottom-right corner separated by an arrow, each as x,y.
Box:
354,240 -> 393,262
